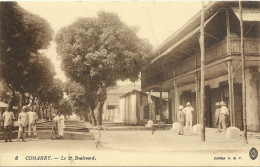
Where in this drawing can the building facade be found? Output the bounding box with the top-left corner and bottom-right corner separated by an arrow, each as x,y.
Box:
141,1 -> 260,131
119,90 -> 168,125
102,85 -> 141,122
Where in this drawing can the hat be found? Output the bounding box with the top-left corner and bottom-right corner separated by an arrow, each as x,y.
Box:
216,102 -> 220,106
179,105 -> 184,110
22,106 -> 27,111
220,101 -> 226,106
186,102 -> 191,106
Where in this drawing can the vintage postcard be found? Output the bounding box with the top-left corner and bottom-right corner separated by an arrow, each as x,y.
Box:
0,0 -> 259,166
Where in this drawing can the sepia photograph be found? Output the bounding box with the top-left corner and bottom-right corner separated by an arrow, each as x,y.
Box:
0,0 -> 259,166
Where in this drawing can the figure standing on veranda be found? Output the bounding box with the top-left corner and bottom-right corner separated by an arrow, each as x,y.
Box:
219,101 -> 229,133
183,102 -> 194,127
178,105 -> 185,135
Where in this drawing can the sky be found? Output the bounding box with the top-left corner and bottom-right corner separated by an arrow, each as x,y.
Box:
18,1 -> 203,84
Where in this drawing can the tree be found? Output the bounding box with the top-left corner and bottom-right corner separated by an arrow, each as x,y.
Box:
56,11 -> 152,125
0,2 -> 54,108
37,78 -> 64,120
64,80 -> 89,121
58,99 -> 73,117
0,79 -> 12,103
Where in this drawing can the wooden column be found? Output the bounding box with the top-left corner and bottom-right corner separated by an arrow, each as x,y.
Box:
239,1 -> 248,143
228,60 -> 235,126
168,90 -> 172,123
173,80 -> 178,122
226,9 -> 235,127
226,10 -> 231,55
159,91 -> 163,121
148,90 -> 152,120
195,73 -> 200,124
200,1 -> 206,142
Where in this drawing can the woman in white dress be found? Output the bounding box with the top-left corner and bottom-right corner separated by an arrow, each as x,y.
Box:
54,112 -> 65,139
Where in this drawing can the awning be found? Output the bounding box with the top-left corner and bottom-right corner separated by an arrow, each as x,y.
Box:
232,7 -> 260,22
151,9 -> 220,64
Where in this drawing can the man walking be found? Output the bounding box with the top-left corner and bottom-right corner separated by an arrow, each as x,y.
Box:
214,102 -> 221,132
178,105 -> 185,135
2,105 -> 15,142
17,106 -> 29,141
183,102 -> 194,127
219,101 -> 229,132
28,106 -> 38,139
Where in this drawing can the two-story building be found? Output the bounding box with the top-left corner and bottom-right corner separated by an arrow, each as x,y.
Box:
141,1 -> 260,131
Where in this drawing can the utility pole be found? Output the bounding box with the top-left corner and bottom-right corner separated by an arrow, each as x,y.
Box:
200,1 -> 206,142
239,1 -> 248,144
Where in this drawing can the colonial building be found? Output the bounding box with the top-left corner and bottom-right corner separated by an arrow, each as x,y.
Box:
119,90 -> 168,125
102,84 -> 141,122
141,1 -> 260,131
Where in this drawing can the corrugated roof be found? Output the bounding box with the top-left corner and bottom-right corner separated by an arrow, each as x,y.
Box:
107,85 -> 141,94
120,89 -> 168,101
151,1 -> 225,58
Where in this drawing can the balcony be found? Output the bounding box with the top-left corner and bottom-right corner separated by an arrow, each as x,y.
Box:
142,37 -> 260,90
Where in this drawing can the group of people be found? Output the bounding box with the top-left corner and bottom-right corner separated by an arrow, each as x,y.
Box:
1,105 -> 38,142
177,102 -> 194,135
177,101 -> 229,135
214,101 -> 229,132
1,104 -> 66,142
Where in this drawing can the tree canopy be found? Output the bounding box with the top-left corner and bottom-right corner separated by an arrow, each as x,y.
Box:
58,98 -> 73,116
0,2 -> 54,101
56,11 -> 152,125
0,2 -> 62,120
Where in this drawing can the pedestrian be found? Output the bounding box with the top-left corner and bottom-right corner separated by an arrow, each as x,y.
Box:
17,106 -> 29,142
2,105 -> 15,142
219,101 -> 229,133
28,106 -> 38,139
183,102 -> 194,127
53,111 -> 65,139
214,102 -> 221,132
178,105 -> 185,135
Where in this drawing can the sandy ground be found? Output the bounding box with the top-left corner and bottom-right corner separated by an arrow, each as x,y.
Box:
0,128 -> 259,166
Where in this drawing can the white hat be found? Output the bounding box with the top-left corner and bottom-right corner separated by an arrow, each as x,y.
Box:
179,105 -> 184,110
216,102 -> 220,106
186,102 -> 191,106
22,106 -> 27,111
220,101 -> 226,106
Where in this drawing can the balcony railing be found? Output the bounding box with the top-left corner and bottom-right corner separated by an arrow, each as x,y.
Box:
142,37 -> 260,90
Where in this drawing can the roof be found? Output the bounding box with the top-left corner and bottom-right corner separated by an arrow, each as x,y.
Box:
151,1 -> 260,60
107,84 -> 141,94
120,89 -> 168,100
151,1 -> 225,58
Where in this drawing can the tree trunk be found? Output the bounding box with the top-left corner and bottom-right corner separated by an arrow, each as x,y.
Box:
84,110 -> 88,121
97,101 -> 105,126
8,88 -> 16,110
90,107 -> 97,126
94,102 -> 101,126
45,105 -> 49,121
20,93 -> 24,109
96,86 -> 107,126
49,106 -> 52,121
